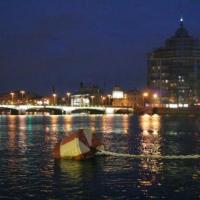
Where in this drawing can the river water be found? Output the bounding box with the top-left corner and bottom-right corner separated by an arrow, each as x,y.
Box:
0,114 -> 200,200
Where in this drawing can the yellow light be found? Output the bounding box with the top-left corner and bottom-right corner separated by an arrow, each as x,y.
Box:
143,92 -> 149,97
153,93 -> 158,99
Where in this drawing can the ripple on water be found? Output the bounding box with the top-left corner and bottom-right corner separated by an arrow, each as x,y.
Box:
0,115 -> 200,200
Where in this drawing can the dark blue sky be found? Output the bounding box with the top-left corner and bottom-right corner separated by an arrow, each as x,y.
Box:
0,0 -> 200,94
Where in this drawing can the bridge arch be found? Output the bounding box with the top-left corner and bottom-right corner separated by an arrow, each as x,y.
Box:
25,107 -> 65,115
71,108 -> 105,114
115,108 -> 133,114
0,107 -> 19,115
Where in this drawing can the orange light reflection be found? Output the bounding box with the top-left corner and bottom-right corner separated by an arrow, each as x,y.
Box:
138,114 -> 162,187
8,115 -> 17,150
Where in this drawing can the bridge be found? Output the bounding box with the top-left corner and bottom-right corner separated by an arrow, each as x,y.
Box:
0,105 -> 133,115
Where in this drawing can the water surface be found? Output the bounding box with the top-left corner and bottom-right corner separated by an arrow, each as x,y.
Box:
0,114 -> 200,199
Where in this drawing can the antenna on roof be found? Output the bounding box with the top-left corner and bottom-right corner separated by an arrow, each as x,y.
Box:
180,16 -> 184,27
180,16 -> 183,22
179,0 -> 184,27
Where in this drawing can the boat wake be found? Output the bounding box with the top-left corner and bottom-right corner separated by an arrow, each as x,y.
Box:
97,150 -> 200,160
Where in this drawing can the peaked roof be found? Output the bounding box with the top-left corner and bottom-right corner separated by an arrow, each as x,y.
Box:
149,18 -> 200,58
174,18 -> 190,38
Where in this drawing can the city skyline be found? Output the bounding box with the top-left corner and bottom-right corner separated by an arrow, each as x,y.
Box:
1,0 -> 200,94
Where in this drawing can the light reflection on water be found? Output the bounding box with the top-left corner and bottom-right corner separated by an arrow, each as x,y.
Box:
0,115 -> 200,199
139,114 -> 162,188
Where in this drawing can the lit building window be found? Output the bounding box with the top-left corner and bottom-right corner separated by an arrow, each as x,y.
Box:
112,91 -> 124,99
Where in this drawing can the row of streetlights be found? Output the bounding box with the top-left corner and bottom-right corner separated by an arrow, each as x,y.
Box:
10,90 -> 25,104
52,92 -> 71,105
7,91 -> 110,106
8,92 -> 71,105
142,92 -> 159,107
51,93 -> 111,106
90,94 -> 112,106
8,90 -> 158,107
7,92 -> 70,105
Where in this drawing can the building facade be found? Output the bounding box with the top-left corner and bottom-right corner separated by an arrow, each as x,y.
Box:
147,19 -> 200,105
112,86 -> 143,107
71,83 -> 103,106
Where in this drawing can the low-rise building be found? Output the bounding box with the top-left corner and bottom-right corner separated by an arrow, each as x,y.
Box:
112,87 -> 143,108
71,82 -> 103,106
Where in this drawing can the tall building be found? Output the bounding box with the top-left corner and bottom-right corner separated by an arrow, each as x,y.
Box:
147,18 -> 200,105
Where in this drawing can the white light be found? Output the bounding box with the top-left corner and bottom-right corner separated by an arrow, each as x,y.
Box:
169,104 -> 178,109
37,100 -> 43,105
44,99 -> 49,105
105,108 -> 114,114
71,97 -> 90,106
112,91 -> 124,99
180,17 -> 183,22
153,93 -> 158,99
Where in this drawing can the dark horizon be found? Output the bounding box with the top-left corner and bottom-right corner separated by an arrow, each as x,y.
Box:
0,0 -> 200,95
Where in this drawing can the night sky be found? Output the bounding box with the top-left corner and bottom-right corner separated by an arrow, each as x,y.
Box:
0,0 -> 200,95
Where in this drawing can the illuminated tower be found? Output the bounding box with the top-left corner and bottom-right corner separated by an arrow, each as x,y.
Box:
147,18 -> 200,105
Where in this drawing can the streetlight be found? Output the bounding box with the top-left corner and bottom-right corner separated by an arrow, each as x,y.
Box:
20,90 -> 25,104
107,94 -> 111,106
53,93 -> 57,105
143,92 -> 149,97
101,96 -> 106,106
66,92 -> 71,106
153,93 -> 158,107
153,93 -> 158,99
142,92 -> 149,107
10,92 -> 15,104
91,96 -> 95,106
